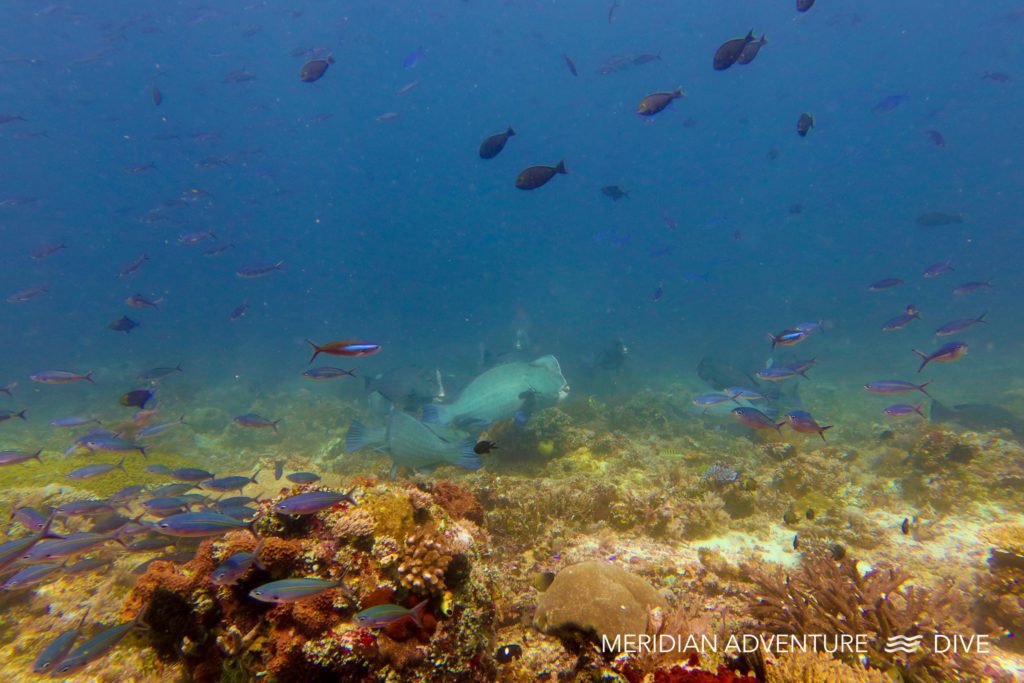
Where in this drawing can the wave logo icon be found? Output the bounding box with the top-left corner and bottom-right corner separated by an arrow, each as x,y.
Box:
884,635 -> 924,654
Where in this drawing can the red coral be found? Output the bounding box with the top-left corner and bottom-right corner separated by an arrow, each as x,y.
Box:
429,481 -> 484,524
653,665 -> 760,683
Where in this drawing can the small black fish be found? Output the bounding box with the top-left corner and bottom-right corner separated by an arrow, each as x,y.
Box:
796,0 -> 815,12
652,282 -> 664,302
796,112 -> 814,137
479,127 -> 515,160
736,34 -> 767,65
804,508 -> 815,520
783,509 -> 799,525
300,55 -> 335,83
120,389 -> 154,409
109,316 -> 140,334
515,161 -> 567,190
474,440 -> 498,455
152,87 -> 162,106
901,517 -> 910,535
767,148 -> 780,160
637,87 -> 684,116
789,203 -> 803,215
229,301 -> 248,321
601,185 -> 629,201
830,543 -> 846,561
792,534 -> 800,550
495,643 -> 523,663
274,460 -> 285,481
563,54 -> 578,77
713,30 -> 754,71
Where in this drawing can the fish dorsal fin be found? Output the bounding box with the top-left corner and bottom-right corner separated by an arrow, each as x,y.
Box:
530,355 -> 562,375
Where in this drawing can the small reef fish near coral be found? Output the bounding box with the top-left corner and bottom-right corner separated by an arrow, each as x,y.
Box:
0,0 -> 1023,682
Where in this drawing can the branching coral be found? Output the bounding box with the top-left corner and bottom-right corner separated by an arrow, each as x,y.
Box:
741,553 -> 985,682
764,649 -> 891,682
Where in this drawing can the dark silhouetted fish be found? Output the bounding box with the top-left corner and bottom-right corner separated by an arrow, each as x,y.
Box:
601,185 -> 629,200
736,34 -> 767,65
713,31 -> 754,70
515,161 -> 566,190
152,87 -> 162,106
796,0 -> 815,11
926,130 -> 945,147
300,55 -> 335,82
931,401 -> 1024,438
563,54 -> 577,77
108,316 -> 139,334
479,127 -> 515,159
916,212 -> 963,226
637,87 -> 684,116
796,113 -> 814,137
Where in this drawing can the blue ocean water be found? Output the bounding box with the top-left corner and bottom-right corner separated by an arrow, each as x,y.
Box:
1,1 -> 1023,679
1,0 -> 1020,414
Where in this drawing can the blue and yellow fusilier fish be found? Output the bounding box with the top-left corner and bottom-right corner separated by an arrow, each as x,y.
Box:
249,578 -> 340,603
33,608 -> 91,674
354,599 -> 429,629
49,612 -> 143,676
151,511 -> 252,537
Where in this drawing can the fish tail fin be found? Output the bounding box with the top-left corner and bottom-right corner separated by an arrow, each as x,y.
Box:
139,445 -> 148,459
914,403 -> 926,418
673,85 -> 686,98
912,348 -> 927,360
305,339 -> 321,364
507,126 -> 515,136
410,599 -> 429,629
275,260 -> 285,272
977,311 -> 988,323
420,404 -> 445,424
116,457 -> 126,472
343,485 -> 359,506
917,382 -> 932,397
774,422 -> 785,433
819,426 -> 833,443
32,448 -> 42,462
17,409 -> 27,421
760,33 -> 768,44
454,439 -> 482,471
253,538 -> 266,569
250,468 -> 262,483
767,333 -> 777,350
84,371 -> 95,384
344,368 -> 356,377
555,160 -> 567,174
271,420 -> 279,433
344,421 -> 371,452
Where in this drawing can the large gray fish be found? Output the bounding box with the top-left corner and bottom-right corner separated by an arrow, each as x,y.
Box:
364,366 -> 445,411
421,355 -> 569,426
346,410 -> 479,476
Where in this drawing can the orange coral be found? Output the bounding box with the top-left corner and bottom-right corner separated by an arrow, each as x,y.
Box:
428,481 -> 484,524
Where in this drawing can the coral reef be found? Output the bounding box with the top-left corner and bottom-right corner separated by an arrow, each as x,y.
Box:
395,529 -> 452,595
741,552 -> 987,681
123,484 -> 496,681
764,649 -> 891,682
